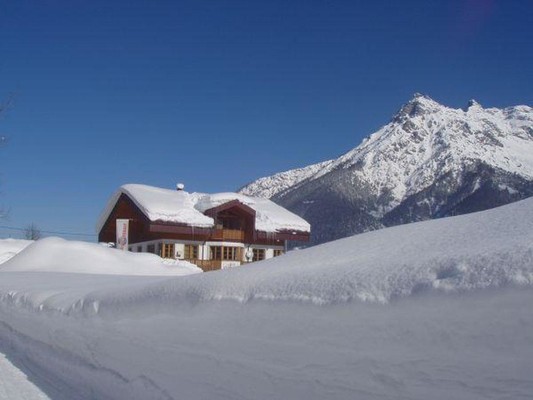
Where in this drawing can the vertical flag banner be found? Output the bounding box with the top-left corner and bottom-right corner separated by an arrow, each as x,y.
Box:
116,219 -> 129,251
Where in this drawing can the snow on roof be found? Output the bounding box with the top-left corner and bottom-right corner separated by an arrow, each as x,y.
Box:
195,192 -> 311,233
97,184 -> 310,234
96,184 -> 215,233
195,192 -> 256,212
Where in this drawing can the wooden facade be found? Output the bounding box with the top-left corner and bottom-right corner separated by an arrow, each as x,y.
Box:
98,193 -> 310,271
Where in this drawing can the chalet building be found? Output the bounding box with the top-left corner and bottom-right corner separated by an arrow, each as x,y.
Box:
97,184 -> 310,271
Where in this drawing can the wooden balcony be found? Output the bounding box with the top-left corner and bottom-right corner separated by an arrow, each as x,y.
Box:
211,229 -> 245,241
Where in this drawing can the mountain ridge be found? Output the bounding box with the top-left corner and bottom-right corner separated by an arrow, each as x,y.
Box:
239,94 -> 533,245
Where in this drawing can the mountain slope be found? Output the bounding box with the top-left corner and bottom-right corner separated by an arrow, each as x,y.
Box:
240,94 -> 533,245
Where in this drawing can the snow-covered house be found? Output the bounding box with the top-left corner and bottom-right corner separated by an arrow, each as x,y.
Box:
97,184 -> 311,271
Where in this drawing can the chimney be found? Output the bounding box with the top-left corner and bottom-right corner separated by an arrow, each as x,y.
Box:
176,183 -> 185,191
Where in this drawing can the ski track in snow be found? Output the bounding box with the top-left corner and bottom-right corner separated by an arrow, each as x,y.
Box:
0,352 -> 50,400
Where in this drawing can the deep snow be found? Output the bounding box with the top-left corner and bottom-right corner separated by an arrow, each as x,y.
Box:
0,198 -> 533,399
0,237 -> 202,276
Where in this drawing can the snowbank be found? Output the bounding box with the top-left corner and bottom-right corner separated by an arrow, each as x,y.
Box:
0,237 -> 202,276
0,239 -> 32,265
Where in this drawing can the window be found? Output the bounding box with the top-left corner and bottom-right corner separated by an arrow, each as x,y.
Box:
223,246 -> 239,261
137,246 -> 142,252
210,246 -> 239,261
184,244 -> 198,260
273,249 -> 284,257
161,243 -> 175,259
210,246 -> 222,260
147,244 -> 155,254
252,249 -> 265,262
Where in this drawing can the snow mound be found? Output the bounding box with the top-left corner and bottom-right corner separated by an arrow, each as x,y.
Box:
0,237 -> 202,276
0,239 -> 33,265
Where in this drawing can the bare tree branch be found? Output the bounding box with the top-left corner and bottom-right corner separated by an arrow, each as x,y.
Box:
24,223 -> 41,240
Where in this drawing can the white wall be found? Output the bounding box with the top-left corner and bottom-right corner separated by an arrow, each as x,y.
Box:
131,240 -> 284,263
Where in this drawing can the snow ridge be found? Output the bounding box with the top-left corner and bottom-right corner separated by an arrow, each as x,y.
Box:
238,159 -> 335,199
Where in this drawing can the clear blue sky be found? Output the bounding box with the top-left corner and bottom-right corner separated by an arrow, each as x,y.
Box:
0,0 -> 531,240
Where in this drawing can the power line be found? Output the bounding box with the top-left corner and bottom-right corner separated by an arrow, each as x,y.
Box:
0,225 -> 97,237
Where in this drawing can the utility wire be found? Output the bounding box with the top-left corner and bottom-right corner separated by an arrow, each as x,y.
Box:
0,225 -> 97,237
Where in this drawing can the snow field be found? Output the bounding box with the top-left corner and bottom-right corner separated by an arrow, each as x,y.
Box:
1,288 -> 532,399
0,197 -> 532,398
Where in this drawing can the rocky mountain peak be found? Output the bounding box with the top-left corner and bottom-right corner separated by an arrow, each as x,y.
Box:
240,96 -> 533,246
393,93 -> 442,122
464,99 -> 483,111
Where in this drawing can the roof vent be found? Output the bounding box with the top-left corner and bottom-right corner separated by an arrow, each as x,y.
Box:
176,183 -> 185,191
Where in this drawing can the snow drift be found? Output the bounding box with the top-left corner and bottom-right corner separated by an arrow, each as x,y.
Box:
0,239 -> 32,265
0,237 -> 202,276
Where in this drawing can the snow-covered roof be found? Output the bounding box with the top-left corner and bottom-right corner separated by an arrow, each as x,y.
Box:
96,184 -> 214,233
195,192 -> 311,233
97,184 -> 311,234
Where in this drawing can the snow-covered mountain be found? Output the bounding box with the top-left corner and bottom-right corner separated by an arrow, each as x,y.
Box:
240,94 -> 533,245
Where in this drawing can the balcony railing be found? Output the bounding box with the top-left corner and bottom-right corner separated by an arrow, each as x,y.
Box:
211,229 -> 245,241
